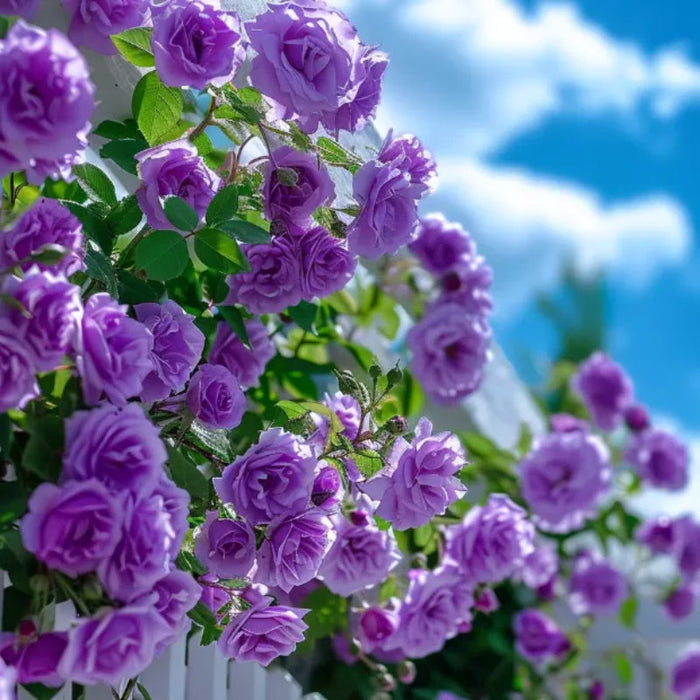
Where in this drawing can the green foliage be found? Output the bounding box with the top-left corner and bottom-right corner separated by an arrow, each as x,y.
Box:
163,196 -> 199,232
194,228 -> 250,273
135,230 -> 189,281
111,28 -> 154,67
132,71 -> 184,145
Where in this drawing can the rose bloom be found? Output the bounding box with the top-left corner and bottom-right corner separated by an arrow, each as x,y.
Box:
409,215 -> 476,278
386,565 -> 474,659
435,256 -> 493,317
135,300 -> 204,402
225,237 -> 302,314
63,0 -> 150,55
186,363 -> 246,431
474,588 -> 499,614
264,146 -> 335,224
63,403 -> 166,495
636,516 -> 677,554
672,516 -> 700,581
257,509 -> 332,593
296,225 -> 356,301
77,293 -> 154,406
407,303 -> 491,405
218,593 -> 308,666
136,139 -> 222,231
568,552 -> 628,617
0,1 -> 40,18
194,510 -> 256,580
319,509 -> 400,597
3,270 -> 82,373
98,492 -> 176,602
378,131 -> 437,198
625,428 -> 688,491
152,0 -> 246,89
311,465 -> 342,510
246,1 -> 386,133
519,429 -> 611,533
20,480 -> 121,577
366,417 -> 466,530
0,632 -> 67,687
514,609 -> 569,663
672,648 -> 700,699
665,584 -> 696,621
0,657 -> 14,700
0,318 -> 37,413
59,606 -> 167,686
0,22 -> 94,182
134,570 -> 201,653
0,198 -> 85,276
347,160 -> 418,260
208,318 -> 275,390
624,403 -> 650,432
356,607 -> 399,654
572,352 -> 633,431
310,392 -> 368,449
445,494 -> 535,584
215,428 -> 315,526
153,473 -> 190,560
515,540 -> 559,590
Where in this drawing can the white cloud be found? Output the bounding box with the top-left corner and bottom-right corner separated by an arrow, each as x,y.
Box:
431,159 -> 692,315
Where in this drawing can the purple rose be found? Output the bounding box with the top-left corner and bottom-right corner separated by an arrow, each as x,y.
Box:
136,139 -> 222,231
311,465 -> 342,509
153,473 -> 190,560
209,318 -> 275,390
624,403 -> 650,432
20,480 -> 121,577
186,363 -> 245,430
445,494 -> 535,584
62,0 -> 150,55
257,509 -> 331,593
665,585 -> 696,621
378,131 -> 437,197
0,198 -> 85,277
357,607 -> 398,654
246,1 -> 386,133
672,516 -> 700,581
625,428 -> 688,491
347,160 -> 418,260
264,147 -> 335,224
550,413 -> 588,434
135,300 -> 204,402
77,293 -> 154,406
58,606 -> 166,686
135,570 -> 201,653
0,657 -> 14,700
0,22 -> 94,182
474,588 -> 499,614
435,256 -> 493,316
63,403 -> 166,494
225,237 -> 302,314
387,565 -> 474,659
569,552 -> 628,617
0,632 -> 67,687
514,609 -> 569,663
0,318 -> 38,412
367,418 -> 466,531
3,270 -> 82,372
215,428 -> 315,525
572,352 -> 633,431
152,0 -> 246,89
636,517 -> 677,554
519,430 -> 611,533
200,574 -> 230,617
515,540 -> 559,590
0,1 -> 40,18
194,510 -> 256,579
311,392 -> 367,447
408,215 -> 476,277
98,492 -> 176,602
218,594 -> 308,666
407,303 -> 491,405
297,225 -> 356,301
319,510 -> 399,597
671,648 -> 700,699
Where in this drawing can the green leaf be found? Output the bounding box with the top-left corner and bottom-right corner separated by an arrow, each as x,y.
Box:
206,185 -> 239,226
189,421 -> 232,462
19,684 -> 63,700
135,230 -> 189,281
112,27 -> 154,67
188,601 -> 220,630
136,684 -> 154,700
72,163 -> 118,206
614,651 -> 633,685
132,71 -> 184,145
619,596 -> 638,628
217,306 -> 250,347
219,219 -> 270,244
163,196 -> 199,232
84,246 -> 118,297
324,289 -> 358,315
299,587 -> 347,652
100,139 -> 146,175
93,118 -> 142,140
22,416 -> 64,482
316,137 -> 362,172
349,448 -> 383,479
275,400 -> 344,436
195,228 -> 250,274
167,445 -> 209,500
106,195 -> 143,236
0,481 -> 28,528
117,269 -> 165,304
64,201 -> 114,254
287,300 -> 318,333
0,530 -> 34,593
0,414 -> 12,464
0,16 -> 9,40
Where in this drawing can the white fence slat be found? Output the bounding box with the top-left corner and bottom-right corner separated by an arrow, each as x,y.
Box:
85,683 -> 120,700
265,668 -> 302,700
228,661 -> 266,700
136,633 -> 187,700
186,632 -> 228,700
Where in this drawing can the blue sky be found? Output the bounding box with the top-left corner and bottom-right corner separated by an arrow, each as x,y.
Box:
338,0 -> 700,434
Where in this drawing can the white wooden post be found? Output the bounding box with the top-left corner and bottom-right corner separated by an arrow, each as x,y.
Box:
228,662 -> 266,700
136,633 -> 188,700
265,668 -> 302,700
186,631 -> 228,700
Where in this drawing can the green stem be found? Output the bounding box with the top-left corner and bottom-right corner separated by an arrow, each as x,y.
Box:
189,96 -> 218,143
119,677 -> 139,700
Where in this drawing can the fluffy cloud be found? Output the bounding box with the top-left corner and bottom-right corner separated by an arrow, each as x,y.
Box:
429,159 -> 692,315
